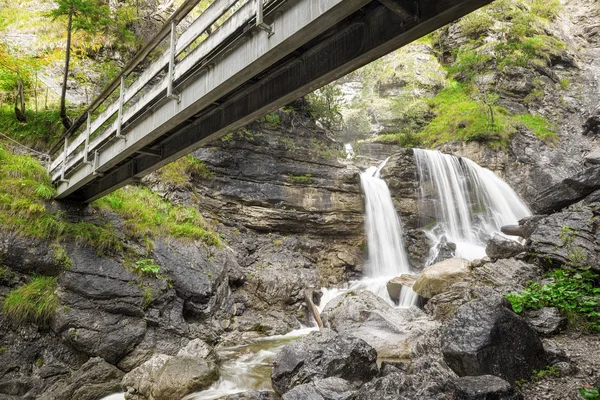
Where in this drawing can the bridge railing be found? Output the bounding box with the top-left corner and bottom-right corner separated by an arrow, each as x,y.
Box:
49,0 -> 276,182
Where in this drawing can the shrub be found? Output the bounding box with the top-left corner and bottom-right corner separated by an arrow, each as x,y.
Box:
505,268 -> 600,332
134,259 -> 160,277
2,275 -> 59,325
156,155 -> 212,188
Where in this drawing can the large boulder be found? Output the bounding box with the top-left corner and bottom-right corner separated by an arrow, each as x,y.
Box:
320,291 -> 437,359
485,234 -> 524,260
442,296 -> 547,383
282,377 -> 355,400
37,357 -> 124,400
352,372 -> 413,400
453,375 -> 522,400
527,205 -> 600,272
123,348 -> 219,400
270,329 -> 378,395
413,258 -> 470,299
532,165 -> 600,214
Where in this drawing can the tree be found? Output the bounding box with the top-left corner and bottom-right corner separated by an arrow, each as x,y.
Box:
0,44 -> 38,122
50,0 -> 110,129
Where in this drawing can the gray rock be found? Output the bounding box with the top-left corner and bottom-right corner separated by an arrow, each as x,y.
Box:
0,233 -> 62,276
153,357 -> 219,400
485,234 -> 524,260
270,329 -> 378,395
123,354 -> 219,400
413,258 -> 470,299
453,375 -> 522,400
386,274 -> 417,302
584,150 -> 600,165
224,392 -> 278,399
523,307 -> 567,336
321,291 -> 437,359
282,377 -> 355,400
583,105 -> 600,136
527,206 -> 600,272
431,235 -> 457,264
532,165 -> 600,214
442,296 -> 547,383
352,372 -> 413,400
224,391 -> 278,399
38,357 -> 124,400
542,339 -> 570,365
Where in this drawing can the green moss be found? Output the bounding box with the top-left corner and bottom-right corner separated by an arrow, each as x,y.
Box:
94,186 -> 220,246
0,345 -> 6,355
51,243 -> 72,270
414,80 -> 511,146
250,323 -> 269,334
2,275 -> 59,326
0,107 -> 64,150
156,155 -> 212,188
288,174 -> 313,184
514,114 -> 557,142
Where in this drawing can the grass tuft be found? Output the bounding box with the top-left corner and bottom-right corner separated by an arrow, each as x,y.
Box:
2,275 -> 59,325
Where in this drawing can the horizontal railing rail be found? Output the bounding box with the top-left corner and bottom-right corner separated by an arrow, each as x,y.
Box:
49,0 -> 266,180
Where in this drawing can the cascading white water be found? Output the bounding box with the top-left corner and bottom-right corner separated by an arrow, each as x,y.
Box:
414,149 -> 531,261
358,160 -> 418,306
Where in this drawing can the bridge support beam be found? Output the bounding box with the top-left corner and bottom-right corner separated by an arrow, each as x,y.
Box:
68,0 -> 492,202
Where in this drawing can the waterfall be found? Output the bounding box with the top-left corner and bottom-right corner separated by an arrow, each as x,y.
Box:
413,149 -> 531,261
358,159 -> 418,307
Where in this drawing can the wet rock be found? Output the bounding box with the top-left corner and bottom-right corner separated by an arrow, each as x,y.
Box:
123,354 -> 219,400
0,233 -> 62,276
431,236 -> 457,264
442,296 -> 547,383
154,239 -> 232,319
527,206 -> 600,272
38,357 -> 123,400
501,225 -> 527,238
321,291 -> 437,359
523,307 -> 567,336
453,375 -> 522,400
485,234 -> 524,260
282,377 -> 355,400
532,165 -> 600,214
352,372 -> 413,400
386,274 -> 417,302
413,258 -> 470,299
583,105 -> 600,136
404,229 -> 432,269
584,150 -> 600,165
224,392 -> 278,399
153,357 -> 219,400
270,329 -> 378,395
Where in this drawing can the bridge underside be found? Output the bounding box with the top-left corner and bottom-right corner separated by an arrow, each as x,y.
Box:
60,0 -> 492,202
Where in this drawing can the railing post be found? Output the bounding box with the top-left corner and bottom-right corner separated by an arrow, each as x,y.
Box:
116,76 -> 127,141
83,111 -> 92,164
167,21 -> 181,102
256,0 -> 274,37
60,137 -> 69,183
92,150 -> 104,177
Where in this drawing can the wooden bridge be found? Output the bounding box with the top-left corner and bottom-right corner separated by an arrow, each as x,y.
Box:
49,0 -> 492,202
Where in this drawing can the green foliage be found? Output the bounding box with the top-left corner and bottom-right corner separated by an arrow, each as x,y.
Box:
0,266 -> 14,282
415,80 -> 510,146
532,365 -> 560,378
156,155 -> 212,189
505,268 -> 600,332
49,0 -> 111,33
2,275 -> 59,325
288,174 -> 313,184
134,259 -> 160,277
579,388 -> 600,400
514,114 -> 557,142
260,113 -> 281,130
94,186 -> 220,246
307,83 -> 344,131
0,346 -> 6,355
51,243 -> 72,269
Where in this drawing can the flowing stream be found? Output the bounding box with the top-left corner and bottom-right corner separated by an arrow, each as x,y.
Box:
414,149 -> 531,261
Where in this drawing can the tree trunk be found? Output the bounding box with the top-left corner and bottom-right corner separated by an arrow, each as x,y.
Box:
14,78 -> 27,122
60,7 -> 74,129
